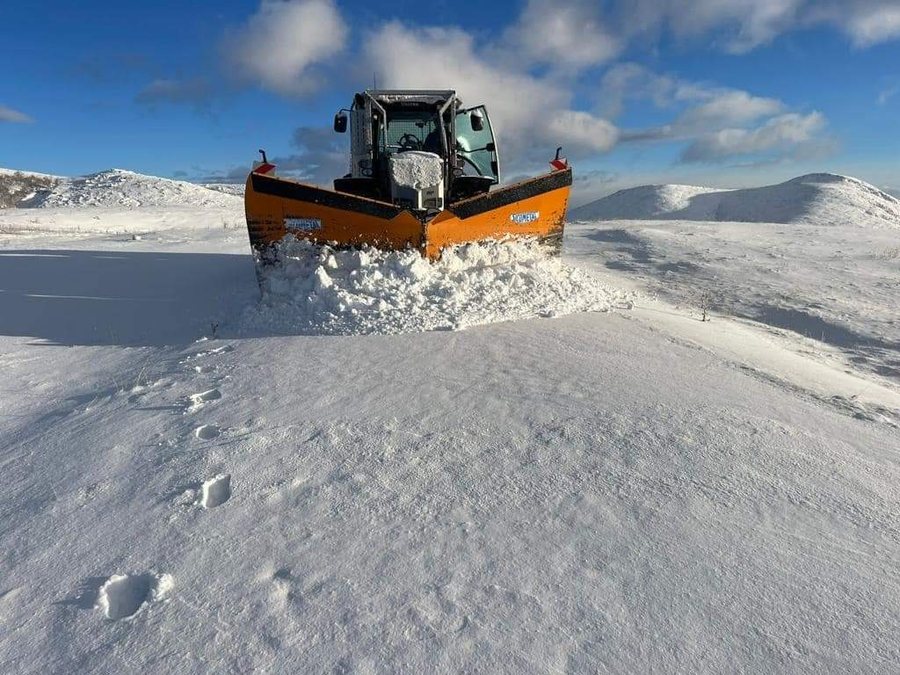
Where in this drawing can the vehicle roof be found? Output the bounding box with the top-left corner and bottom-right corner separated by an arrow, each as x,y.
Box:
363,89 -> 457,105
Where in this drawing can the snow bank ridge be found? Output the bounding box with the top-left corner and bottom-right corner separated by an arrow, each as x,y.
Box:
572,173 -> 900,227
245,237 -> 631,335
18,168 -> 242,209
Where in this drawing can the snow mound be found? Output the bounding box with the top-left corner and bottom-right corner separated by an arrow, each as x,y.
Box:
573,173 -> 900,227
22,169 -> 241,209
244,238 -> 630,335
389,151 -> 443,188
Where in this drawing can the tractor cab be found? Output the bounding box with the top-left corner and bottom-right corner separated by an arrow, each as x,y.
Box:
333,90 -> 500,211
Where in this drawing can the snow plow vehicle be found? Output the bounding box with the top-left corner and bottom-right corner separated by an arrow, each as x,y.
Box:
244,89 -> 572,261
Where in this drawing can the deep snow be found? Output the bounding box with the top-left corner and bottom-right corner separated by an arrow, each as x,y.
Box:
568,174 -> 900,383
251,237 -> 631,335
1,169 -> 899,673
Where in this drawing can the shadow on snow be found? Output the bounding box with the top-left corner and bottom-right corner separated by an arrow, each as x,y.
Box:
0,249 -> 258,347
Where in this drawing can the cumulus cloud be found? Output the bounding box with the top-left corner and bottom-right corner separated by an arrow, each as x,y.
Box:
0,105 -> 33,124
279,126 -> 349,185
598,63 -> 831,164
227,0 -> 347,96
607,0 -> 900,53
681,112 -> 827,162
545,111 -> 619,152
135,78 -> 212,108
675,91 -> 785,130
810,1 -> 900,47
502,0 -> 620,68
362,21 -> 619,172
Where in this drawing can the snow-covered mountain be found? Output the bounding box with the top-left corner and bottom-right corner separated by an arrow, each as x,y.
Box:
572,173 -> 900,227
0,168 -> 62,208
17,168 -> 241,209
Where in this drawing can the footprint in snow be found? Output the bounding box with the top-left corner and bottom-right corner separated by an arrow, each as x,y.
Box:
194,424 -> 221,440
200,474 -> 231,508
186,388 -> 221,412
97,573 -> 172,620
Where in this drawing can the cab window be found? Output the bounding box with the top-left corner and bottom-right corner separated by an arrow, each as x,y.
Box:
455,106 -> 499,184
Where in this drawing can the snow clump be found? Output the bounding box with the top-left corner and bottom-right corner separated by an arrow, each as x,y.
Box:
244,237 -> 630,335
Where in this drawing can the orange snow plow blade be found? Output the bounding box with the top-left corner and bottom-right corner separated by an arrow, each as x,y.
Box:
244,168 -> 572,261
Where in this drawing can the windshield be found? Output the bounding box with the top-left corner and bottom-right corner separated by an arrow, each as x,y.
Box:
380,110 -> 444,155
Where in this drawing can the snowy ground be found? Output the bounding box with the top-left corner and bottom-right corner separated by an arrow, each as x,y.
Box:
1,172 -> 899,672
570,174 -> 900,386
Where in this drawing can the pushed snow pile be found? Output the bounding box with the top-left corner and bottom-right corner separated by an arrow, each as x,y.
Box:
246,237 -> 629,335
573,173 -> 900,227
389,151 -> 443,188
22,169 -> 241,208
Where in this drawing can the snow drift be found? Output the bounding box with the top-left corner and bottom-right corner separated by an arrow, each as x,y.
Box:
246,237 -> 631,335
572,173 -> 900,227
19,169 -> 241,209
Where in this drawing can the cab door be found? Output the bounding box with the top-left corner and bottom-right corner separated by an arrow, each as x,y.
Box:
455,106 -> 500,184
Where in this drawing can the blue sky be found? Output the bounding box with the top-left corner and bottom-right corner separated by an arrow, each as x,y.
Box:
1,0 -> 899,200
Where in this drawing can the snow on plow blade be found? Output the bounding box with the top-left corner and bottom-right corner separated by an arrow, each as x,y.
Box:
244,168 -> 572,261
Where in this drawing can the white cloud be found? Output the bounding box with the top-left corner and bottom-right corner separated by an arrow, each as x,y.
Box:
598,63 -> 831,163
877,84 -> 899,105
362,22 -> 619,171
844,4 -> 900,46
0,105 -> 33,124
227,0 -> 347,96
681,112 -> 827,162
608,0 -> 900,53
546,111 -> 619,152
598,63 -> 678,118
610,0 -> 804,52
675,90 -> 785,131
502,0 -> 620,68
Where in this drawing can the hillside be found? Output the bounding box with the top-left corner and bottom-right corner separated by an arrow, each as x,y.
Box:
0,168 -> 62,208
17,168 -> 241,209
572,173 -> 900,227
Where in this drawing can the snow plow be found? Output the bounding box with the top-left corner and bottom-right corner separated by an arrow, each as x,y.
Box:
245,89 -> 572,261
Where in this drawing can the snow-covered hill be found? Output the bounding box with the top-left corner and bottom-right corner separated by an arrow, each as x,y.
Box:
202,182 -> 245,197
0,168 -> 62,208
19,168 -> 241,209
573,173 -> 900,227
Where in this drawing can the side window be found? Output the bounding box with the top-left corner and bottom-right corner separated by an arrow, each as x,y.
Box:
455,106 -> 499,183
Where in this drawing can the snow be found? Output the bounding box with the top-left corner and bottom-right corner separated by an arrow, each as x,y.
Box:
388,150 -> 443,188
568,174 -> 900,382
0,168 -> 61,208
1,168 -> 899,672
250,236 -> 630,334
18,168 -> 241,209
202,182 -> 245,197
574,173 -> 900,227
0,167 -> 62,179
